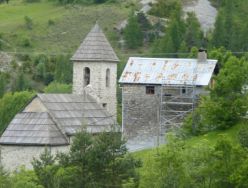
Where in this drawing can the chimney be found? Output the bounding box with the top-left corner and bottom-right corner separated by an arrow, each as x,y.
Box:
197,48 -> 207,63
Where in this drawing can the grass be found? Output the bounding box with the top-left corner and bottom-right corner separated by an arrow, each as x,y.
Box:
132,123 -> 244,187
133,123 -> 243,169
0,0 -> 135,55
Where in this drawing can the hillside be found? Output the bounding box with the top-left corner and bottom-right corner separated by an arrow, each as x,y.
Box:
0,0 -> 134,55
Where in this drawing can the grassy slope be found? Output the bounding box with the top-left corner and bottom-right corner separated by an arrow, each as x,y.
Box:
0,0 -> 134,55
133,123 -> 243,184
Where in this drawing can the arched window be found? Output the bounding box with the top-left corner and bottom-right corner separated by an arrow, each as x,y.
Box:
84,67 -> 90,86
106,68 -> 110,87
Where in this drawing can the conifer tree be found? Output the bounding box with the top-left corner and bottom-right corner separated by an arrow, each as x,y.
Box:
124,13 -> 143,49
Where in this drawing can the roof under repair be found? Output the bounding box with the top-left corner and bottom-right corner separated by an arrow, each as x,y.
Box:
119,57 -> 217,86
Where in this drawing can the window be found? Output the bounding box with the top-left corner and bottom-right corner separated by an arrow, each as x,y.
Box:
181,87 -> 187,95
84,67 -> 90,86
102,103 -> 107,108
146,86 -> 155,95
106,68 -> 110,87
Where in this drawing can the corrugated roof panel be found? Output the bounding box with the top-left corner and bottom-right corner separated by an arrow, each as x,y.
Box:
119,57 -> 217,86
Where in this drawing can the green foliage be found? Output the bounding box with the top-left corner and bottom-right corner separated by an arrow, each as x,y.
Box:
56,0 -> 114,5
0,166 -> 11,188
211,0 -> 248,51
44,82 -> 72,93
20,36 -> 32,47
25,0 -> 41,2
124,13 -> 143,49
54,55 -> 72,84
238,125 -> 248,148
152,7 -> 185,57
11,168 -> 43,188
184,54 -> 248,134
184,12 -> 203,49
0,33 -> 3,50
149,0 -> 181,18
0,91 -> 34,134
139,135 -> 248,188
0,73 -> 8,98
24,16 -> 33,30
12,71 -> 31,92
33,130 -> 141,188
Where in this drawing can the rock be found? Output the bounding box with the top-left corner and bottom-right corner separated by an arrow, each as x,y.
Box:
183,0 -> 217,34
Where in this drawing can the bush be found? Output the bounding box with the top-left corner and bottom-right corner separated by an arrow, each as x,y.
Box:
44,82 -> 72,93
20,37 -> 32,47
24,16 -> 33,30
48,19 -> 55,26
0,91 -> 34,134
238,125 -> 248,148
25,0 -> 41,2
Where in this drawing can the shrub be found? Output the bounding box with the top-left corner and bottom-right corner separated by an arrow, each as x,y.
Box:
24,16 -> 33,30
48,19 -> 55,26
44,82 -> 72,93
20,37 -> 32,47
238,125 -> 248,148
0,91 -> 34,134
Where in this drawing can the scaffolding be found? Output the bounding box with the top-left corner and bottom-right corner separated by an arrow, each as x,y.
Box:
159,62 -> 198,135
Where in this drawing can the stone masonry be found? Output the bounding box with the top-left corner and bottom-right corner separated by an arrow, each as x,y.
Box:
73,61 -> 117,118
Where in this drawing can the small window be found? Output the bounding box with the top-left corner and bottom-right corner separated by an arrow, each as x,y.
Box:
106,68 -> 110,87
146,86 -> 155,95
181,87 -> 187,95
84,67 -> 90,86
102,103 -> 107,108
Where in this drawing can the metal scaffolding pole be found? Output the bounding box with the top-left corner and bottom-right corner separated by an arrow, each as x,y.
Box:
159,62 -> 198,136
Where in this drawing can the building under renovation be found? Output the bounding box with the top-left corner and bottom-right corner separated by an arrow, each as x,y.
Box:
119,51 -> 217,138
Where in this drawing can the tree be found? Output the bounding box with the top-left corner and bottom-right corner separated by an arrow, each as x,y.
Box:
0,91 -> 34,134
0,74 -> 7,98
184,55 -> 248,134
44,82 -> 72,94
184,12 -> 203,49
33,130 -> 141,188
124,13 -> 143,49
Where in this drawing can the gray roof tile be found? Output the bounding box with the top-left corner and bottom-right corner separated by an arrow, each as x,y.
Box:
71,24 -> 119,62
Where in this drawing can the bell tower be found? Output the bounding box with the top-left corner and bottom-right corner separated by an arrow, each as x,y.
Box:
71,24 -> 119,118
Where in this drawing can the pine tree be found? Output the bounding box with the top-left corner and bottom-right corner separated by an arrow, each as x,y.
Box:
124,13 -> 143,49
185,12 -> 203,49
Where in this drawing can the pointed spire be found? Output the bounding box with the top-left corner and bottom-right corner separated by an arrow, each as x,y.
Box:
71,23 -> 119,63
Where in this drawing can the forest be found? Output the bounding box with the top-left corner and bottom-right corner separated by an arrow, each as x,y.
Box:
1,0 -> 248,187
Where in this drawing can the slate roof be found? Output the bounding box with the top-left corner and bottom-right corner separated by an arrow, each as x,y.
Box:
119,57 -> 217,86
0,94 -> 117,146
71,24 -> 119,62
38,94 -> 116,136
0,112 -> 68,146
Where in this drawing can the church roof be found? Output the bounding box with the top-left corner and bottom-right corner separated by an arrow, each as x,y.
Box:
0,94 -> 117,146
0,112 -> 68,146
71,24 -> 119,62
37,94 -> 116,136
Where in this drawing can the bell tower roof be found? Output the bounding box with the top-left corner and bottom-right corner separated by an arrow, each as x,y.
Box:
71,23 -> 119,63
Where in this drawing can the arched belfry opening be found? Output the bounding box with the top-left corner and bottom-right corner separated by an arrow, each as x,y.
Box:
84,67 -> 90,86
106,68 -> 110,87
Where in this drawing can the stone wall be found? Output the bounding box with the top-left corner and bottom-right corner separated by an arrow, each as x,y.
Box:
73,61 -> 117,120
122,84 -> 206,138
0,145 -> 70,171
122,85 -> 161,138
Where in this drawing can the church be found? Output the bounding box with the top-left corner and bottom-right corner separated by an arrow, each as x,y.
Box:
0,24 -> 119,171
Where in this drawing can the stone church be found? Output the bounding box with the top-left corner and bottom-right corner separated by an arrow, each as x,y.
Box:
0,24 -> 119,171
